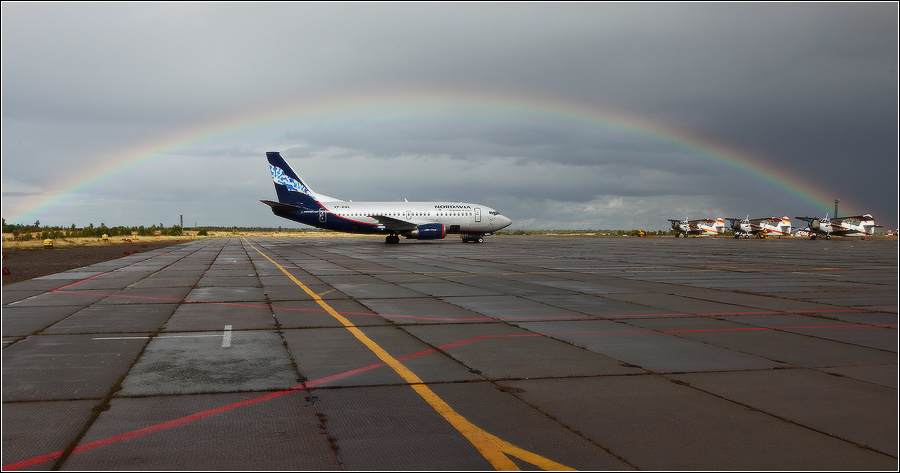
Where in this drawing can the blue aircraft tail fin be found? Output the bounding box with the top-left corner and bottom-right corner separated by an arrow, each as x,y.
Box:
266,152 -> 321,208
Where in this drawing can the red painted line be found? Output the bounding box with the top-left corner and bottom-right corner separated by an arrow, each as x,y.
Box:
437,334 -> 540,350
52,273 -> 110,291
302,363 -> 386,387
502,313 -> 691,320
47,274 -> 894,323
51,291 -> 191,302
5,320 -> 894,471
1,345 -> 445,470
2,388 -> 305,471
367,313 -> 497,322
659,323 -> 898,333
272,305 -> 494,321
48,288 -> 497,321
696,309 -> 870,316
49,287 -> 896,321
13,255 -> 890,467
500,308 -> 884,321
398,348 -> 439,360
548,323 -> 898,337
303,349 -> 439,387
50,291 -> 274,309
3,451 -> 64,471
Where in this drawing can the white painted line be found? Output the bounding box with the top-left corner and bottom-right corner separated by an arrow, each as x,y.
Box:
222,324 -> 232,348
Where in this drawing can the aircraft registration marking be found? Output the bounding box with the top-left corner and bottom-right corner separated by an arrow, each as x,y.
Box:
246,239 -> 574,471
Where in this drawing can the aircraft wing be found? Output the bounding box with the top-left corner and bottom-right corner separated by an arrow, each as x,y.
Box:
370,214 -> 419,232
830,217 -> 880,226
747,217 -> 779,228
832,215 -> 875,222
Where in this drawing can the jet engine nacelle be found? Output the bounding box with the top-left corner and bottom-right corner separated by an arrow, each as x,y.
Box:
405,223 -> 446,240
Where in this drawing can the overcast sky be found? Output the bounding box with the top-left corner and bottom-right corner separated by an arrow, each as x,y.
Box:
2,2 -> 897,232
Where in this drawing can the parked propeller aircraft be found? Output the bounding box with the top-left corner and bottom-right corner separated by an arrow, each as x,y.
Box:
793,214 -> 882,240
261,152 -> 512,243
726,216 -> 793,239
668,217 -> 726,237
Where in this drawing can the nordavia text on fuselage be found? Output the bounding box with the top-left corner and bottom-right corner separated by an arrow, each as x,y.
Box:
262,152 -> 513,244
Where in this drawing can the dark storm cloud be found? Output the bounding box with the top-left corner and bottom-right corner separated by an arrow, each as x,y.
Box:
2,2 -> 896,230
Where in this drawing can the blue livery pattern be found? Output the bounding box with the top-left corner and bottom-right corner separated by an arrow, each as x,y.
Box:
270,164 -> 312,196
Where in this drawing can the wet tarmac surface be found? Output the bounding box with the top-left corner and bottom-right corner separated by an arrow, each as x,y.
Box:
2,235 -> 897,470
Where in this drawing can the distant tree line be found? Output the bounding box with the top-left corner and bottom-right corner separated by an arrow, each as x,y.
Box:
3,218 -> 689,240
1,218 -> 183,241
194,226 -> 323,233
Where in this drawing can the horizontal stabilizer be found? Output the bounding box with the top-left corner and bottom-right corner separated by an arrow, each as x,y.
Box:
261,199 -> 304,214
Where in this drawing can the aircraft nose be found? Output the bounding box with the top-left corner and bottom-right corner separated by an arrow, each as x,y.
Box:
498,215 -> 512,229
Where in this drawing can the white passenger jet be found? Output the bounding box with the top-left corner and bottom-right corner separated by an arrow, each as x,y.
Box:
668,217 -> 726,237
793,214 -> 882,240
261,152 -> 512,243
726,216 -> 793,239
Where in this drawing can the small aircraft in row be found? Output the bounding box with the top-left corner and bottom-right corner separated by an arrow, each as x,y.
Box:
793,214 -> 882,240
726,216 -> 792,239
669,214 -> 882,239
668,218 -> 726,237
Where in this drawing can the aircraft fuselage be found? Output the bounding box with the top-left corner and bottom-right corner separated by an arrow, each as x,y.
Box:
262,151 -> 512,243
272,201 -> 506,236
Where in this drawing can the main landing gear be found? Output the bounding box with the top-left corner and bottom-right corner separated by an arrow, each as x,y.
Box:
385,233 -> 487,244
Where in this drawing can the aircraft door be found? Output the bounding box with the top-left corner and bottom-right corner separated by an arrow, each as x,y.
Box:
406,210 -> 412,220
475,208 -> 482,223
319,210 -> 327,223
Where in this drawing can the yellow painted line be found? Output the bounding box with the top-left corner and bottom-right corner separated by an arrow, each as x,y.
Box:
246,239 -> 575,471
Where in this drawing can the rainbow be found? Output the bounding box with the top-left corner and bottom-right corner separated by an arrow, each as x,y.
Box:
4,90 -> 844,224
